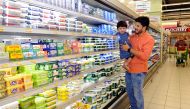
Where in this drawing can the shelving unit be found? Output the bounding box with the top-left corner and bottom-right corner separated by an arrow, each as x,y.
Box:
0,26 -> 113,38
17,0 -> 116,26
0,49 -> 118,69
0,59 -> 122,106
57,70 -> 123,109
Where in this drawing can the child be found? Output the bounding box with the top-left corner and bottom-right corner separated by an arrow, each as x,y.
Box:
116,21 -> 132,70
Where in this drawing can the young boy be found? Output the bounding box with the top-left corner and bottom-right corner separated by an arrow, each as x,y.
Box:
115,21 -> 132,70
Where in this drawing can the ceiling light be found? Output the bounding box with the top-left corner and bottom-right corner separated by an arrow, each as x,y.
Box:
163,2 -> 190,7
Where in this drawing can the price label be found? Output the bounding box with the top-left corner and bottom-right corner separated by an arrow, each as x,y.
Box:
44,57 -> 49,61
30,60 -> 37,64
42,86 -> 47,91
55,81 -> 59,87
53,30 -> 58,34
25,28 -> 32,33
1,63 -> 9,68
16,62 -> 22,66
0,26 -> 4,32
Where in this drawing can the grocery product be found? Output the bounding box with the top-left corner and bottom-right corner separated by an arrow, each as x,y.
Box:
19,96 -> 35,109
0,101 -> 19,109
38,90 -> 57,109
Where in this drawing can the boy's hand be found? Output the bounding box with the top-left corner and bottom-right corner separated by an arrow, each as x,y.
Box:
122,44 -> 130,51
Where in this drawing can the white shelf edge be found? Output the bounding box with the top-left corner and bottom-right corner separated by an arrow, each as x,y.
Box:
0,26 -> 113,38
0,49 -> 119,69
0,60 -> 122,106
17,0 -> 116,26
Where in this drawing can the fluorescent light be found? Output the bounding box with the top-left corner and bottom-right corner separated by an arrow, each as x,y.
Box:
163,2 -> 190,7
163,8 -> 190,12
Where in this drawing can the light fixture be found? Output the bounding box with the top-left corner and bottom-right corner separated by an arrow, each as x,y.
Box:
163,2 -> 190,7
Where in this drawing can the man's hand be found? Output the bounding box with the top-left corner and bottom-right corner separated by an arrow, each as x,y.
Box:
122,44 -> 130,51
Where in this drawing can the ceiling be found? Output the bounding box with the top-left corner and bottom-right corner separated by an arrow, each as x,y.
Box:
162,0 -> 190,20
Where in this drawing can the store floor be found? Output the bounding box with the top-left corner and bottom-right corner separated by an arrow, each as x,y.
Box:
144,56 -> 190,109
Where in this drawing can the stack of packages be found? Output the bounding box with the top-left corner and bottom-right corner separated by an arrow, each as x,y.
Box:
0,71 -> 6,98
56,12 -> 67,31
4,74 -> 25,95
35,96 -> 46,109
57,86 -> 69,102
5,44 -> 23,60
63,40 -> 72,55
23,5 -> 42,29
3,0 -> 26,27
0,101 -> 19,109
19,96 -> 36,109
21,38 -> 48,59
19,73 -> 33,90
75,21 -> 83,32
40,40 -> 58,57
36,61 -> 59,83
56,42 -> 64,56
38,90 -> 57,109
65,62 -> 81,77
66,18 -> 75,32
32,70 -> 49,87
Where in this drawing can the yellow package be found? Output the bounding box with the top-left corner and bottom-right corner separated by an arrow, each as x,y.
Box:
6,45 -> 21,52
9,52 -> 23,60
24,81 -> 33,90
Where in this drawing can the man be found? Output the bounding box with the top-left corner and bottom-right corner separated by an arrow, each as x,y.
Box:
175,37 -> 187,64
122,16 -> 155,109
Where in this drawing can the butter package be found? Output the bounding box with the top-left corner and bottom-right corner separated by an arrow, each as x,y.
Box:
47,50 -> 57,57
19,96 -> 35,109
9,52 -> 23,60
39,90 -> 56,98
21,43 -> 32,52
23,51 -> 36,59
6,45 -> 22,52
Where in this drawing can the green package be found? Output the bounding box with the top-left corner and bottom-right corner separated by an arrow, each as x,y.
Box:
19,96 -> 35,108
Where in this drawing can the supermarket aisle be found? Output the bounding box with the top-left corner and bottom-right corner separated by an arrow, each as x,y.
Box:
144,57 -> 190,109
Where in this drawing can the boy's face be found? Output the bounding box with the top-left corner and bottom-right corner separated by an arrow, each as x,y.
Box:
118,27 -> 127,34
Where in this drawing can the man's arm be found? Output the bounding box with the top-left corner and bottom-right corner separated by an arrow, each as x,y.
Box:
122,38 -> 155,61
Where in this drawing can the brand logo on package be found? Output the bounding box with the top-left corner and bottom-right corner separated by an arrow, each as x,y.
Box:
165,27 -> 190,32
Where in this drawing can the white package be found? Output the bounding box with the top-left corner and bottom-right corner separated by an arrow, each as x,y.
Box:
0,101 -> 19,109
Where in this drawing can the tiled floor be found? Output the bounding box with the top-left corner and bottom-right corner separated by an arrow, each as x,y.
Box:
144,56 -> 190,109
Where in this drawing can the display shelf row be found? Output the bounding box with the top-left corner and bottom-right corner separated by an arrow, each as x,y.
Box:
0,49 -> 118,69
0,59 -> 122,106
17,0 -> 116,26
57,69 -> 124,109
0,26 -> 113,38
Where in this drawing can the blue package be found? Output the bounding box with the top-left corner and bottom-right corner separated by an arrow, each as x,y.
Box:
49,42 -> 57,50
47,50 -> 57,57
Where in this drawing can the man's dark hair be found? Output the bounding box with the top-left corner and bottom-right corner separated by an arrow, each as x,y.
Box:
135,16 -> 150,30
117,21 -> 127,29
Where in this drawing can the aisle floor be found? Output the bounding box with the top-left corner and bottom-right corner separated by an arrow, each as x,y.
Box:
144,56 -> 190,109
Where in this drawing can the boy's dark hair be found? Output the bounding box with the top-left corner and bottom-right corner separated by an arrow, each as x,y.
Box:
135,16 -> 150,30
117,21 -> 127,29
